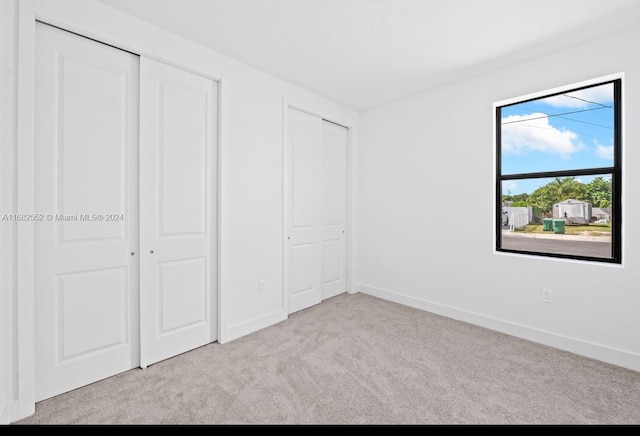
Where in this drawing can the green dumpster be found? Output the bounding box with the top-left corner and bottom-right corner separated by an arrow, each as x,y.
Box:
542,218 -> 553,231
552,219 -> 565,234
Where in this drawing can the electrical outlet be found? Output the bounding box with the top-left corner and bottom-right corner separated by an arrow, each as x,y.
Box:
541,288 -> 552,303
379,262 -> 387,272
258,280 -> 265,293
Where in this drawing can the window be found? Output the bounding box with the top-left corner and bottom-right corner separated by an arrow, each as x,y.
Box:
495,78 -> 621,263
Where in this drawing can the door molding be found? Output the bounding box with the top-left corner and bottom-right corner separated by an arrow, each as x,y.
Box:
282,100 -> 354,316
1,0 -> 19,424
11,0 -> 222,422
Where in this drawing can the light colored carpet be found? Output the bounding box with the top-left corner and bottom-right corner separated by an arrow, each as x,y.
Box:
15,293 -> 640,425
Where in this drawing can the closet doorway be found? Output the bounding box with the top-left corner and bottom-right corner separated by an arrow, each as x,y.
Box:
286,107 -> 348,314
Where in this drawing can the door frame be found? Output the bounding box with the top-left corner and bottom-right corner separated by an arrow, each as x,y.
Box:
282,100 -> 355,315
11,0 -> 223,421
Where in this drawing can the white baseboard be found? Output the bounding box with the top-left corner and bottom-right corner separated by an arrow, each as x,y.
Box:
219,309 -> 287,344
358,283 -> 640,372
2,398 -> 35,425
0,402 -> 7,425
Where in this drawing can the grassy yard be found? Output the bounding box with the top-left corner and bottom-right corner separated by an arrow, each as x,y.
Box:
514,222 -> 611,237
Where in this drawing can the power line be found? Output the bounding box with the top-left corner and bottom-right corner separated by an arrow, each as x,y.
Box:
507,122 -> 606,141
561,93 -> 609,107
501,106 -> 612,125
511,104 -> 612,130
554,115 -> 613,130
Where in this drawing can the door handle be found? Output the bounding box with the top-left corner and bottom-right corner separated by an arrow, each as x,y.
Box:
149,250 -> 154,254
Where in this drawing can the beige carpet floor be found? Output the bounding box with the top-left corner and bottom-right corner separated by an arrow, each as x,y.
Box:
14,292 -> 640,425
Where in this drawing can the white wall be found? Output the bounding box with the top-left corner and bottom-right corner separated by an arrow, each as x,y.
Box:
358,22 -> 640,371
1,0 -> 358,423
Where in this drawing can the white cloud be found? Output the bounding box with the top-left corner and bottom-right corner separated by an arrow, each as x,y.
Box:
539,84 -> 613,109
502,113 -> 582,156
596,143 -> 614,160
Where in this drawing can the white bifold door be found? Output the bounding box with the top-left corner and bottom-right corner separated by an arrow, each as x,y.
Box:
287,108 -> 348,314
34,23 -> 217,401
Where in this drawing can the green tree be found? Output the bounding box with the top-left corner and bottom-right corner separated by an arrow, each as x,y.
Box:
528,184 -> 556,215
502,192 -> 529,206
511,193 -> 529,203
582,177 -> 612,208
549,177 -> 585,202
527,177 -> 584,215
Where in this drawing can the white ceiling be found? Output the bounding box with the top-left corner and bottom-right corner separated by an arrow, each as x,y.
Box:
97,0 -> 640,111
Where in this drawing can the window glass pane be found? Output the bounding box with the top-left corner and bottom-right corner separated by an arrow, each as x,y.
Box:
501,83 -> 614,175
501,175 -> 613,259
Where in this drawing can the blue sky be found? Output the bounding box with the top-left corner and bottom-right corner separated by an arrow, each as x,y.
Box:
500,82 -> 614,195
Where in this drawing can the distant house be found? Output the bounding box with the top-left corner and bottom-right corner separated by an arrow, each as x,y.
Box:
592,207 -> 610,223
553,199 -> 592,224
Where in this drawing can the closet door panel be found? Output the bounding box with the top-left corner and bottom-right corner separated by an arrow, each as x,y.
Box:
287,111 -> 348,313
139,57 -> 218,367
321,121 -> 348,299
287,108 -> 323,314
34,23 -> 140,401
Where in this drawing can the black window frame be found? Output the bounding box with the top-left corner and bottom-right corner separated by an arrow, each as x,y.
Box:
495,78 -> 622,264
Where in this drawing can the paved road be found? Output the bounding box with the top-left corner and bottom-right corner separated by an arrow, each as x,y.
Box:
501,232 -> 612,259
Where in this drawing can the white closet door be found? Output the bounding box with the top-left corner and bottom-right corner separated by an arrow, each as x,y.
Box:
287,108 -> 323,314
34,23 -> 140,401
287,110 -> 348,314
139,58 -> 218,367
321,121 -> 348,299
